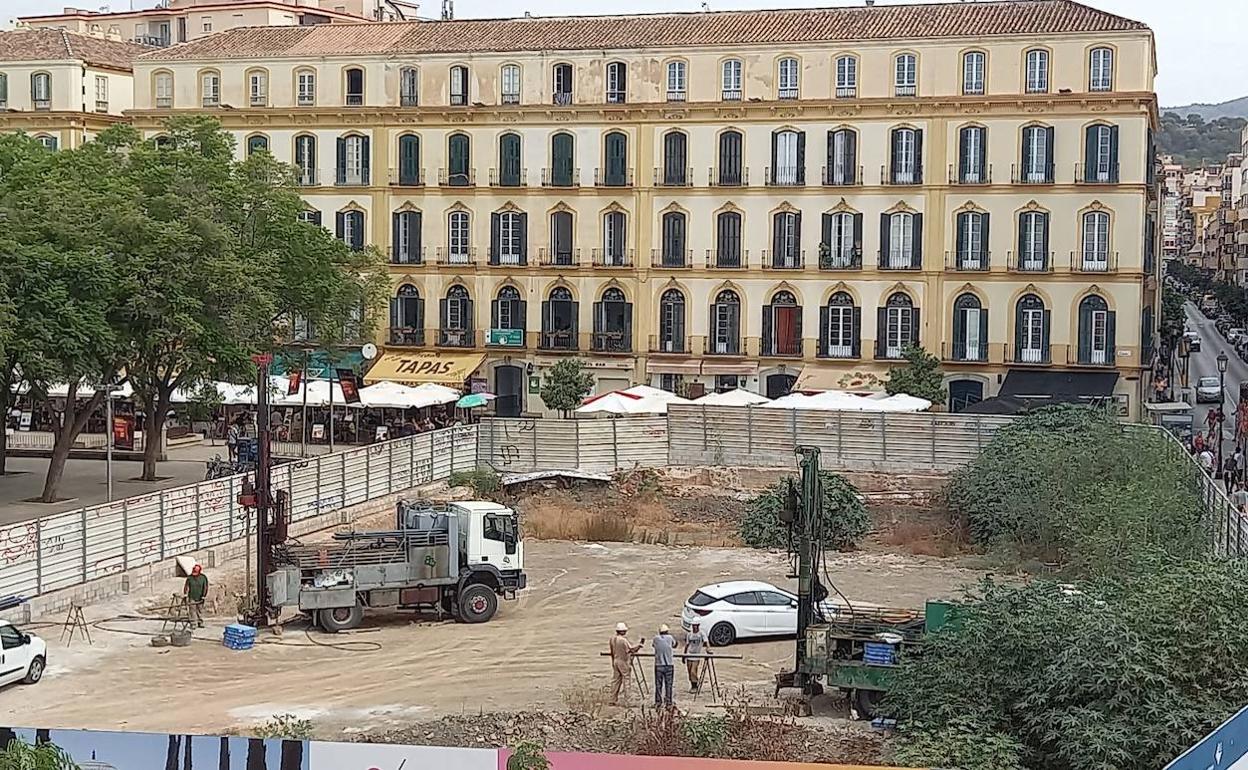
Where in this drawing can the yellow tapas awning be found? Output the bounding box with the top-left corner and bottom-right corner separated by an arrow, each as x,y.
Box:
365,350 -> 486,385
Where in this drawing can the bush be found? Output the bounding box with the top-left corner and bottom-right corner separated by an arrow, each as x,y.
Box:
886,561 -> 1248,770
891,718 -> 1026,770
740,471 -> 868,550
946,405 -> 1207,574
253,713 -> 314,739
449,468 -> 501,498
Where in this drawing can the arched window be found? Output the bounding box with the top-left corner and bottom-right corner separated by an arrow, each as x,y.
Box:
542,287 -> 578,351
492,285 -> 526,336
821,292 -> 858,358
246,134 -> 269,157
601,131 -> 628,186
710,290 -> 742,355
1081,211 -> 1111,270
715,211 -> 743,268
771,210 -> 802,268
154,71 -> 173,108
336,210 -> 365,251
770,129 -> 804,186
1018,210 -> 1050,271
447,132 -> 471,186
717,130 -> 744,186
336,134 -> 370,186
390,285 -> 424,345
440,286 -> 473,346
879,293 -> 917,359
962,51 -> 986,95
666,61 -> 687,101
549,132 -> 575,187
821,211 -> 860,269
490,209 -> 528,266
247,69 -> 268,106
31,72 -> 51,109
449,64 -> 469,105
721,59 -> 743,100
826,128 -> 857,186
500,64 -> 520,104
550,210 -> 574,266
200,70 -> 220,107
955,210 -> 989,270
834,55 -> 857,98
764,290 -> 802,356
894,53 -> 917,96
1084,123 -> 1119,183
1015,294 -> 1048,363
552,63 -> 572,105
1020,125 -> 1054,183
658,289 -> 686,352
396,133 -> 421,186
888,127 -> 922,184
957,125 -> 987,184
447,210 -> 471,263
883,211 -> 921,269
777,57 -> 799,99
662,131 -> 688,186
1078,295 -> 1114,365
952,293 -> 986,361
606,61 -> 627,103
295,68 -> 316,106
602,211 -> 628,265
344,67 -> 364,106
1089,47 -> 1114,92
593,288 -> 633,352
400,66 -> 419,106
497,132 -> 522,187
1025,49 -> 1049,93
34,134 -> 58,151
660,211 -> 687,267
391,209 -> 422,264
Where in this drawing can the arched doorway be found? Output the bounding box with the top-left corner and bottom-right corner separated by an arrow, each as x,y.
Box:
948,379 -> 984,412
765,373 -> 796,399
494,365 -> 524,418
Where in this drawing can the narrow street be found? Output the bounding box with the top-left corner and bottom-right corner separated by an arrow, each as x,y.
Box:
1181,302 -> 1246,447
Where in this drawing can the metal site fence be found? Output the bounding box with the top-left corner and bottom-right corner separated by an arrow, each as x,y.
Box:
1142,424 -> 1248,558
0,426 -> 478,603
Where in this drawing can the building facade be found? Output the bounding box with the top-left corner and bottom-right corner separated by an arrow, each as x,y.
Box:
55,1 -> 1165,416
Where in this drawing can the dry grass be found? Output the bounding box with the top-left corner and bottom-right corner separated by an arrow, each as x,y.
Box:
561,679 -> 614,719
875,516 -> 967,557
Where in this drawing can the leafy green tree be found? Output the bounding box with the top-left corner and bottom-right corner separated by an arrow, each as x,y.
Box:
1158,111 -> 1247,166
539,358 -> 594,416
884,345 -> 943,405
0,736 -> 79,770
740,471 -> 869,551
506,742 -> 550,770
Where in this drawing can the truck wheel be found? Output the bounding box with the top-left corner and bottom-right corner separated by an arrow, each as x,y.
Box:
853,688 -> 884,719
457,584 -> 498,624
318,603 -> 363,633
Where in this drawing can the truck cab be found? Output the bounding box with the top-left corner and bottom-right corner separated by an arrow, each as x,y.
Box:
454,500 -> 524,574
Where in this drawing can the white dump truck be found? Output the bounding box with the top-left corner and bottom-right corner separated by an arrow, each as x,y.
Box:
266,499 -> 526,632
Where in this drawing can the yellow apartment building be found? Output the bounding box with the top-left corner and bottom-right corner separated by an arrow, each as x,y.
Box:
96,1 -> 1167,415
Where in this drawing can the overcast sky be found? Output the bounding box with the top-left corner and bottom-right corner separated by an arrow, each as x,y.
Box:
4,0 -> 1241,106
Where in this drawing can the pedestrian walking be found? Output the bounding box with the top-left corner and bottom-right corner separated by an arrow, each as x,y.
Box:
1234,446 -> 1245,483
183,564 -> 209,628
1224,456 -> 1237,491
684,621 -> 707,692
1232,486 -> 1248,514
608,622 -> 642,706
226,414 -> 244,461
1200,448 -> 1216,474
1194,432 -> 1206,455
652,624 -> 677,708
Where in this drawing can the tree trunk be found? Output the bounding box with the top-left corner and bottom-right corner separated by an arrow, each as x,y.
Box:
165,735 -> 182,770
279,740 -> 302,770
141,383 -> 174,481
246,738 -> 266,770
39,382 -> 104,503
0,356 -> 16,477
0,419 -> 7,477
218,737 -> 230,770
183,733 -> 193,770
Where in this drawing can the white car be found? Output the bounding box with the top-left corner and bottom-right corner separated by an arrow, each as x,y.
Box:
0,619 -> 46,688
1196,376 -> 1222,404
681,580 -> 800,646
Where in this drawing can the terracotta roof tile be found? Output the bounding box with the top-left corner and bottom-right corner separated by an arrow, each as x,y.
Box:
141,0 -> 1148,62
0,28 -> 151,70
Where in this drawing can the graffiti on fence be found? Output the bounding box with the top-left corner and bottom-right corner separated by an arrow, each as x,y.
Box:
0,522 -> 37,564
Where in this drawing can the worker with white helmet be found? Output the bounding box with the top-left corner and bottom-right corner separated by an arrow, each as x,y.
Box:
608,621 -> 643,706
652,623 -> 678,708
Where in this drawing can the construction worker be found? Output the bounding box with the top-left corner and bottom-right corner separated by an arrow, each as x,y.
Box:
183,564 -> 209,628
684,620 -> 707,691
652,623 -> 677,708
609,622 -> 642,706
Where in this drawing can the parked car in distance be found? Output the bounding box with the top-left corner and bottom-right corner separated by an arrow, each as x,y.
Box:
0,619 -> 46,688
1196,376 -> 1223,404
1184,331 -> 1202,352
682,580 -> 799,646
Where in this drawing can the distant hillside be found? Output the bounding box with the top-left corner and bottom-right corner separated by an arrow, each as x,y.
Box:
1163,96 -> 1248,122
1158,112 -> 1245,167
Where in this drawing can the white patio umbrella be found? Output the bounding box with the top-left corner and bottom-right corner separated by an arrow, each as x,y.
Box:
576,391 -> 643,415
694,388 -> 771,407
620,384 -> 691,404
409,382 -> 462,407
359,381 -> 426,410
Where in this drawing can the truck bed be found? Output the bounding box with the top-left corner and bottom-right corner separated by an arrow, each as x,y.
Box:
282,529 -> 451,571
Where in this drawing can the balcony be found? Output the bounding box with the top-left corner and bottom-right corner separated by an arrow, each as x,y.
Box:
666,91 -> 687,102
708,167 -> 749,187
761,336 -> 802,357
942,341 -> 988,363
538,248 -> 581,267
881,165 -> 922,186
438,328 -> 474,348
95,100 -> 109,113
778,88 -> 799,100
594,168 -> 634,187
438,168 -> 476,187
489,167 -> 528,187
298,169 -> 320,187
487,250 -> 527,267
1076,162 -> 1121,184
654,167 -> 693,187
1071,250 -> 1118,273
1011,163 -> 1054,185
766,167 -> 806,187
651,249 -> 692,269
945,250 -> 991,271
450,93 -> 468,106
705,339 -> 742,356
1007,345 -> 1052,365
761,250 -> 804,270
835,86 -> 857,99
816,340 -> 859,359
650,335 -> 691,354
894,84 -> 917,97
706,249 -> 748,269
818,249 -> 863,271
606,91 -> 627,104
592,331 -> 633,353
346,93 -> 364,107
401,93 -> 420,107
591,249 -> 634,268
388,168 -> 424,187
389,328 -> 426,346
878,250 -> 920,270
721,89 -> 742,101
539,330 -> 577,351
336,170 -> 369,187
948,163 -> 994,185
501,93 -> 519,106
435,247 -> 477,266
552,91 -> 573,106
822,165 -> 863,186
541,167 -> 580,188
249,95 -> 267,108
389,246 -> 426,266
1006,251 -> 1054,273
156,97 -> 173,109
1067,346 -> 1116,367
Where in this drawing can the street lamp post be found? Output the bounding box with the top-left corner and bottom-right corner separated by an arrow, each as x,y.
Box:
1218,351 -> 1229,484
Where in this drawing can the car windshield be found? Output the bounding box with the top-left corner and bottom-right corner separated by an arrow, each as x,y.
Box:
1199,377 -> 1219,388
688,591 -> 718,607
